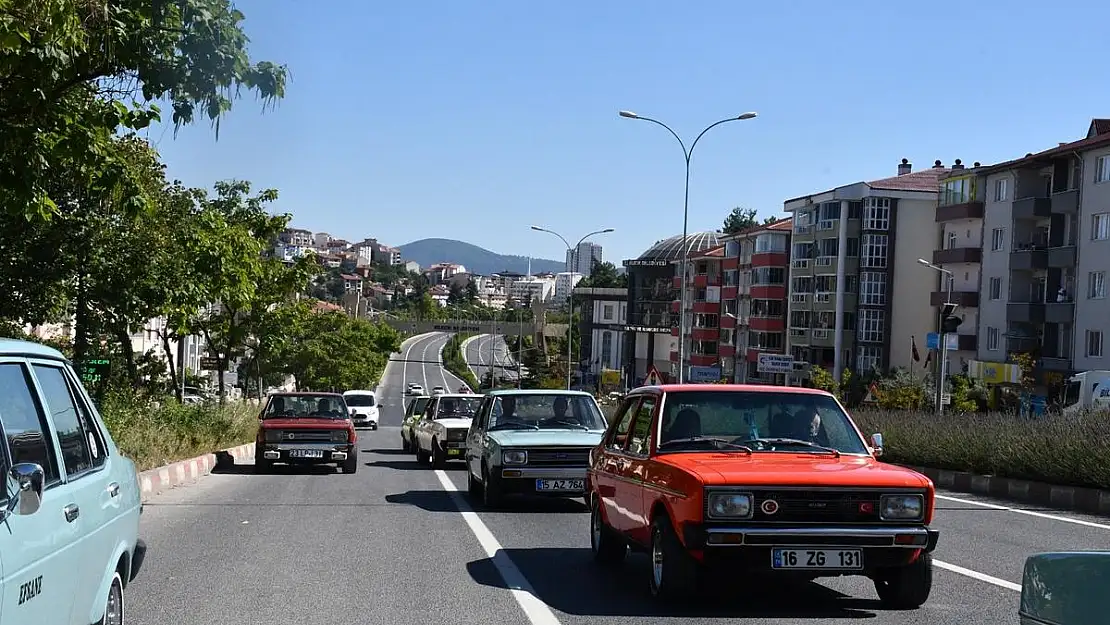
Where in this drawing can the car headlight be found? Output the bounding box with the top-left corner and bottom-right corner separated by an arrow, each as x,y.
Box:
502,450 -> 527,465
264,429 -> 282,442
331,430 -> 350,443
880,494 -> 924,520
706,492 -> 753,519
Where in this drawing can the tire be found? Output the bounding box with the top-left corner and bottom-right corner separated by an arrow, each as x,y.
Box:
416,443 -> 430,465
431,439 -> 446,469
874,553 -> 933,609
342,450 -> 358,474
371,423 -> 378,431
254,452 -> 271,474
589,496 -> 627,566
467,467 -> 483,499
401,435 -> 411,452
97,571 -> 124,625
648,515 -> 700,600
482,465 -> 503,509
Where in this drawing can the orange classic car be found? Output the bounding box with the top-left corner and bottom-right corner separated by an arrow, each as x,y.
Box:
586,384 -> 938,608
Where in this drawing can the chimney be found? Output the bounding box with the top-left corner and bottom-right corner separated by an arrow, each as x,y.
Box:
897,158 -> 912,176
951,159 -> 965,170
933,160 -> 944,169
973,162 -> 981,168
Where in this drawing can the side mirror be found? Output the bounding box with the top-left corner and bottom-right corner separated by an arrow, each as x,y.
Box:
9,463 -> 45,516
870,433 -> 884,457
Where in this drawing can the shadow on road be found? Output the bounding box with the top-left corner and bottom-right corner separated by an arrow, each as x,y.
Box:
366,448 -> 410,456
385,489 -> 587,514
369,460 -> 466,471
466,548 -> 880,619
211,460 -> 337,476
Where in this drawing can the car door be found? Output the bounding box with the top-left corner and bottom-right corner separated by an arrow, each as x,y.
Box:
0,359 -> 80,625
621,394 -> 659,546
465,396 -> 493,479
592,396 -> 641,533
27,360 -> 115,625
416,398 -> 438,451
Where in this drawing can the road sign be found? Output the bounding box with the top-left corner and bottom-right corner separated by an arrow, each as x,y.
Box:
644,365 -> 664,386
757,353 -> 795,374
200,357 -> 220,370
926,332 -> 959,351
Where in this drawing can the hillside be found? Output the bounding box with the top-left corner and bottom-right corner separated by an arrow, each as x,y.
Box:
397,238 -> 565,276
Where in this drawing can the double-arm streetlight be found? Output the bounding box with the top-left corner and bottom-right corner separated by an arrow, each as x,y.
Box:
619,110 -> 757,383
530,226 -> 615,389
917,258 -> 954,414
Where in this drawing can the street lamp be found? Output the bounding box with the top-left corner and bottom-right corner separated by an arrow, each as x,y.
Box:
917,258 -> 954,414
619,110 -> 758,383
530,226 -> 616,390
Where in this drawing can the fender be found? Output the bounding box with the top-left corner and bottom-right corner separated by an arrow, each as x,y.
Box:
86,537 -> 134,625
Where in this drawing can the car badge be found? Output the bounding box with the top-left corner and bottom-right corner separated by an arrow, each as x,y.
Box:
761,499 -> 780,515
286,433 -> 295,440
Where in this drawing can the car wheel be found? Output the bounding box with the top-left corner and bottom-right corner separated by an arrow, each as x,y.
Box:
431,439 -> 446,469
482,465 -> 503,509
416,444 -> 430,465
342,450 -> 359,474
254,452 -> 271,474
648,515 -> 700,600
401,435 -> 411,452
873,553 -> 933,609
371,423 -> 378,431
590,496 -> 627,566
97,571 -> 124,625
467,467 -> 483,498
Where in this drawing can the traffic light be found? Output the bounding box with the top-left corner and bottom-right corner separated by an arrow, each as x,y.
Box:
940,303 -> 962,334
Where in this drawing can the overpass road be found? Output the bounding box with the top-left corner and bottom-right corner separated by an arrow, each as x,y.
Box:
127,331 -> 1110,624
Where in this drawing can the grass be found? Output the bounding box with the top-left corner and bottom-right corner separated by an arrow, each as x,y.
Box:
442,332 -> 480,391
99,390 -> 259,471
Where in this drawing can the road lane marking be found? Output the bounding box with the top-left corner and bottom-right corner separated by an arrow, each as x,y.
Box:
434,470 -> 563,625
436,333 -> 452,390
933,559 -> 1021,592
937,493 -> 1110,531
419,335 -> 433,390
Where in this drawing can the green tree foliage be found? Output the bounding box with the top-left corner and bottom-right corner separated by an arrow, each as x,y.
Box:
577,261 -> 627,289
465,279 -> 480,303
721,207 -> 759,234
447,282 -> 465,305
274,309 -> 401,391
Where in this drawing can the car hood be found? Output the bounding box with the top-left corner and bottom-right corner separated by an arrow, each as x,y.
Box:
260,418 -> 349,429
658,453 -> 931,488
432,417 -> 473,429
489,430 -> 605,448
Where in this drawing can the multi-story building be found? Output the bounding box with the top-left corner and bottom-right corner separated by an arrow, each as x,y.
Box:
574,287 -> 629,386
279,227 -> 314,247
972,118 -> 1110,377
785,159 -> 948,380
566,242 -> 603,275
553,272 -> 584,304
728,218 -> 792,383
669,245 -> 726,383
510,276 -> 555,303
933,161 -> 986,372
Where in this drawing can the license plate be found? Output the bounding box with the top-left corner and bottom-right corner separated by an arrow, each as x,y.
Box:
535,478 -> 584,492
447,448 -> 461,456
772,548 -> 863,570
289,449 -> 324,459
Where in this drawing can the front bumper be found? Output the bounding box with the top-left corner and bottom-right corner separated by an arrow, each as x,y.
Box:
261,443 -> 355,463
130,539 -> 147,583
351,415 -> 378,427
498,466 -> 588,495
437,440 -> 467,460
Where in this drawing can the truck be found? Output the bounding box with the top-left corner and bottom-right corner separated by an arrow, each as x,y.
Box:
1061,370 -> 1110,413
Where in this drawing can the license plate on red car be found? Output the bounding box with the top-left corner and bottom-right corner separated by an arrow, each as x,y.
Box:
772,548 -> 863,570
289,449 -> 324,459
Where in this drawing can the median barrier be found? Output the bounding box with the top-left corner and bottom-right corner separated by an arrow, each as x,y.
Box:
137,442 -> 255,501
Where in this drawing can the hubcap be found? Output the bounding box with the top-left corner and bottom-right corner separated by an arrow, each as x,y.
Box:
106,580 -> 123,625
651,532 -> 664,589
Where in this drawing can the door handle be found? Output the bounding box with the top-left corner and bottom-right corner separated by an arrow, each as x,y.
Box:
63,504 -> 80,523
108,482 -> 120,497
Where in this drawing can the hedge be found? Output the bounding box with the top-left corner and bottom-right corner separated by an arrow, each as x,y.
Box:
442,333 -> 479,391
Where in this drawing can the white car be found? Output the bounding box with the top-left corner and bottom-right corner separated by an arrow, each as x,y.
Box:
408,383 -> 424,396
343,390 -> 379,429
431,386 -> 446,395
413,394 -> 484,468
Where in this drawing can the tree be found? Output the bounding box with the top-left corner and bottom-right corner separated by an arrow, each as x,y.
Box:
447,282 -> 465,305
1,0 -> 288,220
276,309 -> 401,391
465,279 -> 480,304
578,260 -> 627,289
721,207 -> 759,234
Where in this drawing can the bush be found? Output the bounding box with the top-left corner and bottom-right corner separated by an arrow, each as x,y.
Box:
442,333 -> 479,390
99,390 -> 258,471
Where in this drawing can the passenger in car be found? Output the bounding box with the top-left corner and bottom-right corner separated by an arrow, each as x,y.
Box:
664,408 -> 701,442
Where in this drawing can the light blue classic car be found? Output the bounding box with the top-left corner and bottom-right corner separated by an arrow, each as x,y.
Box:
1020,551 -> 1110,624
464,389 -> 608,508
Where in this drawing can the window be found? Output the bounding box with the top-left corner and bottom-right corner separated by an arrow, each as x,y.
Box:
845,237 -> 859,256
789,311 -> 810,328
989,277 -> 1002,300
986,327 -> 1000,351
1088,272 -> 1106,299
856,346 -> 882,375
719,328 -> 734,345
847,201 -> 862,220
694,313 -> 719,328
755,233 -> 787,253
1097,155 -> 1110,184
607,397 -> 640,449
863,197 -> 891,230
815,275 -> 837,292
861,234 -> 888,268
724,270 -> 738,286
0,363 -> 60,484
34,365 -> 107,475
792,276 -> 813,292
1087,330 -> 1104,358
750,299 -> 784,318
941,178 -> 970,206
991,228 -> 1006,251
994,178 -> 1009,202
749,332 -> 785,350
1093,213 -> 1110,241
602,304 -> 614,320
752,267 -> 785,285
859,272 -> 886,306
600,331 -> 613,364
947,232 -> 957,249
857,309 -> 885,343
792,242 -> 813,258
845,275 -> 858,294
818,238 -> 838,257
725,241 -> 740,257
627,397 -> 656,455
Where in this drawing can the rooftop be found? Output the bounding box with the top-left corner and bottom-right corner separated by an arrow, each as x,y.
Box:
636,231 -> 722,261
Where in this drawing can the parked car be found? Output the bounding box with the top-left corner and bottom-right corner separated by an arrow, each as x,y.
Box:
413,394 -> 484,468
255,392 -> 359,474
407,384 -> 424,396
0,338 -> 146,625
400,395 -> 432,452
465,389 -> 608,508
586,384 -> 938,606
1020,551 -> 1110,624
342,389 -> 379,430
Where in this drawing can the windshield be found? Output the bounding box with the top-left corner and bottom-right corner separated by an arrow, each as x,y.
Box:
263,395 -> 349,419
344,394 -> 376,407
489,394 -> 607,430
435,397 -> 483,419
1063,381 -> 1081,408
657,391 -> 868,455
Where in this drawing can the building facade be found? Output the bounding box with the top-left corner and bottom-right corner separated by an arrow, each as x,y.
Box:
553,272 -> 584,304
729,219 -> 792,383
933,163 -> 985,373
566,242 -> 603,275
573,287 -> 628,386
669,245 -> 726,383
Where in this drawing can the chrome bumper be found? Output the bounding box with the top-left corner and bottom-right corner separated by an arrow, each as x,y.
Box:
262,443 -> 350,461
501,467 -> 587,479
702,526 -> 936,549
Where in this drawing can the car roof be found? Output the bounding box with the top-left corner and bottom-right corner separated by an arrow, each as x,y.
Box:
435,393 -> 480,399
0,338 -> 67,361
343,390 -> 376,395
486,389 -> 594,397
409,394 -> 431,400
268,392 -> 345,399
629,383 -> 833,397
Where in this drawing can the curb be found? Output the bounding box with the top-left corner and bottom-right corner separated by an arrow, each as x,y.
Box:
905,464 -> 1110,517
138,443 -> 255,501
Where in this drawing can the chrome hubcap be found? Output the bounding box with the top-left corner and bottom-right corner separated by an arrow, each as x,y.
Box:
652,534 -> 664,588
106,580 -> 123,625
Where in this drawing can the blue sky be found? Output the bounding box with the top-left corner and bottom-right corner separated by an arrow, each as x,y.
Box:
148,0 -> 1110,265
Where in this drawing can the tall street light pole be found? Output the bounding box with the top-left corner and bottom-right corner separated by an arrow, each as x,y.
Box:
530,226 -> 616,390
619,110 -> 758,383
918,258 -> 954,414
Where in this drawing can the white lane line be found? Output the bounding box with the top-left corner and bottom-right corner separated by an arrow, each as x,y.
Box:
933,559 -> 1022,592
418,335 -> 433,391
401,333 -> 435,394
434,470 -> 563,625
937,494 -> 1110,531
436,334 -> 452,390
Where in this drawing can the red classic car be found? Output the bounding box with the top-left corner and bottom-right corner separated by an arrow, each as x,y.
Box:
586,384 -> 938,608
255,392 -> 359,474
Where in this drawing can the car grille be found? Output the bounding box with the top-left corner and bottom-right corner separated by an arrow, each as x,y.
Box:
279,430 -> 335,442
526,447 -> 592,467
708,489 -> 894,524
447,428 -> 467,442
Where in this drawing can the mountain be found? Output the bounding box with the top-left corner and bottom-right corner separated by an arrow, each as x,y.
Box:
397,238 -> 566,276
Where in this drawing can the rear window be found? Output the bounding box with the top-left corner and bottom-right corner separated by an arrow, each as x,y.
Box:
264,395 -> 348,419
435,397 -> 483,418
345,394 -> 375,407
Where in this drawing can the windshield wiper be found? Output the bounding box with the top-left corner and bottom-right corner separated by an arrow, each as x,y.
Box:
738,437 -> 841,457
659,436 -> 752,453
540,419 -> 588,430
489,420 -> 539,430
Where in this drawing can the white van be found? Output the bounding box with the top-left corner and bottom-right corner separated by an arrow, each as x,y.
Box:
342,390 -> 379,430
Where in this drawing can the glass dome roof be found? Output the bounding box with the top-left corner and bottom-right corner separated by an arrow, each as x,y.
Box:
636,231 -> 721,261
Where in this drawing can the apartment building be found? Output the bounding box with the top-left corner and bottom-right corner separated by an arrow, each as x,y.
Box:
785,160 -> 947,380
566,242 -> 603,275
933,162 -> 986,372
669,245 -> 727,383
553,272 -> 584,304
972,119 -> 1110,376
574,287 -> 628,382
727,219 -> 792,383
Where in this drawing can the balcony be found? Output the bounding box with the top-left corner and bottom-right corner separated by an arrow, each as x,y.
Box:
1047,246 -> 1077,268
1012,196 -> 1051,220
932,247 -> 981,265
935,200 -> 984,222
1044,302 -> 1074,324
956,334 -> 978,352
1010,248 -> 1048,271
1050,189 -> 1079,214
1007,301 -> 1045,324
1039,356 -> 1072,372
930,290 -> 980,308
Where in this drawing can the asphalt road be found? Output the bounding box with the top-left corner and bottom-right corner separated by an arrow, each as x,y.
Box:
128,331 -> 1110,625
463,333 -> 518,382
